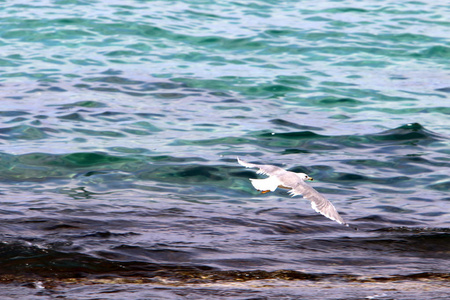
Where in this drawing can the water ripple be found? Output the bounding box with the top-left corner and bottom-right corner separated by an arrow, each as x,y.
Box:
0,0 -> 449,296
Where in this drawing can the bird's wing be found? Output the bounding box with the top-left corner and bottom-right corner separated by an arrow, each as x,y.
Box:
237,157 -> 285,176
288,181 -> 348,226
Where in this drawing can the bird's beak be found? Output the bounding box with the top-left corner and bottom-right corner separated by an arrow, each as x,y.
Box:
308,177 -> 314,181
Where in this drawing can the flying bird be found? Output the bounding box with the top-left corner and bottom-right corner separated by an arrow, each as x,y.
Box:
237,157 -> 349,226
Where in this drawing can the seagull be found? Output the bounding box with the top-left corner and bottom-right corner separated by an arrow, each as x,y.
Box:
237,157 -> 349,226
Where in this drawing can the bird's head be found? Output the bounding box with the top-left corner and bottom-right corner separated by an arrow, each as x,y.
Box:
297,173 -> 313,181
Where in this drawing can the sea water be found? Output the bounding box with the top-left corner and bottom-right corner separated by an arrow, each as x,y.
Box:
0,0 -> 449,299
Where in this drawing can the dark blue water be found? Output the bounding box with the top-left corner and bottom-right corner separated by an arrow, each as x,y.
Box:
0,0 -> 449,299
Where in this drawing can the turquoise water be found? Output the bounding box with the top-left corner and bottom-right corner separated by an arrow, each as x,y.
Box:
1,1 -> 449,298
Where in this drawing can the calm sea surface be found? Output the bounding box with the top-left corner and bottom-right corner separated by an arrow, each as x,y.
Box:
0,0 -> 449,299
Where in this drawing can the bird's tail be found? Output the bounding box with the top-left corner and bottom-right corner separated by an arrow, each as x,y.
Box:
250,177 -> 280,192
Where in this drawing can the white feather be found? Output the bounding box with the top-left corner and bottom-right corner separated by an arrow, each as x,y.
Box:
250,177 -> 281,192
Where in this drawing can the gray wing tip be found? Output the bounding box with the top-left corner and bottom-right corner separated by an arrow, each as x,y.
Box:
333,215 -> 349,227
322,216 -> 354,229
237,157 -> 254,169
237,157 -> 247,167
331,216 -> 348,227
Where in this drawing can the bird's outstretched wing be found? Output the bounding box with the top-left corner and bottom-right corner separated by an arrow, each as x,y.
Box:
237,157 -> 285,176
289,181 -> 348,226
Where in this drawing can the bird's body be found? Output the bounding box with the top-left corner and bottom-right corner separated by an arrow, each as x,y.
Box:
237,157 -> 348,226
